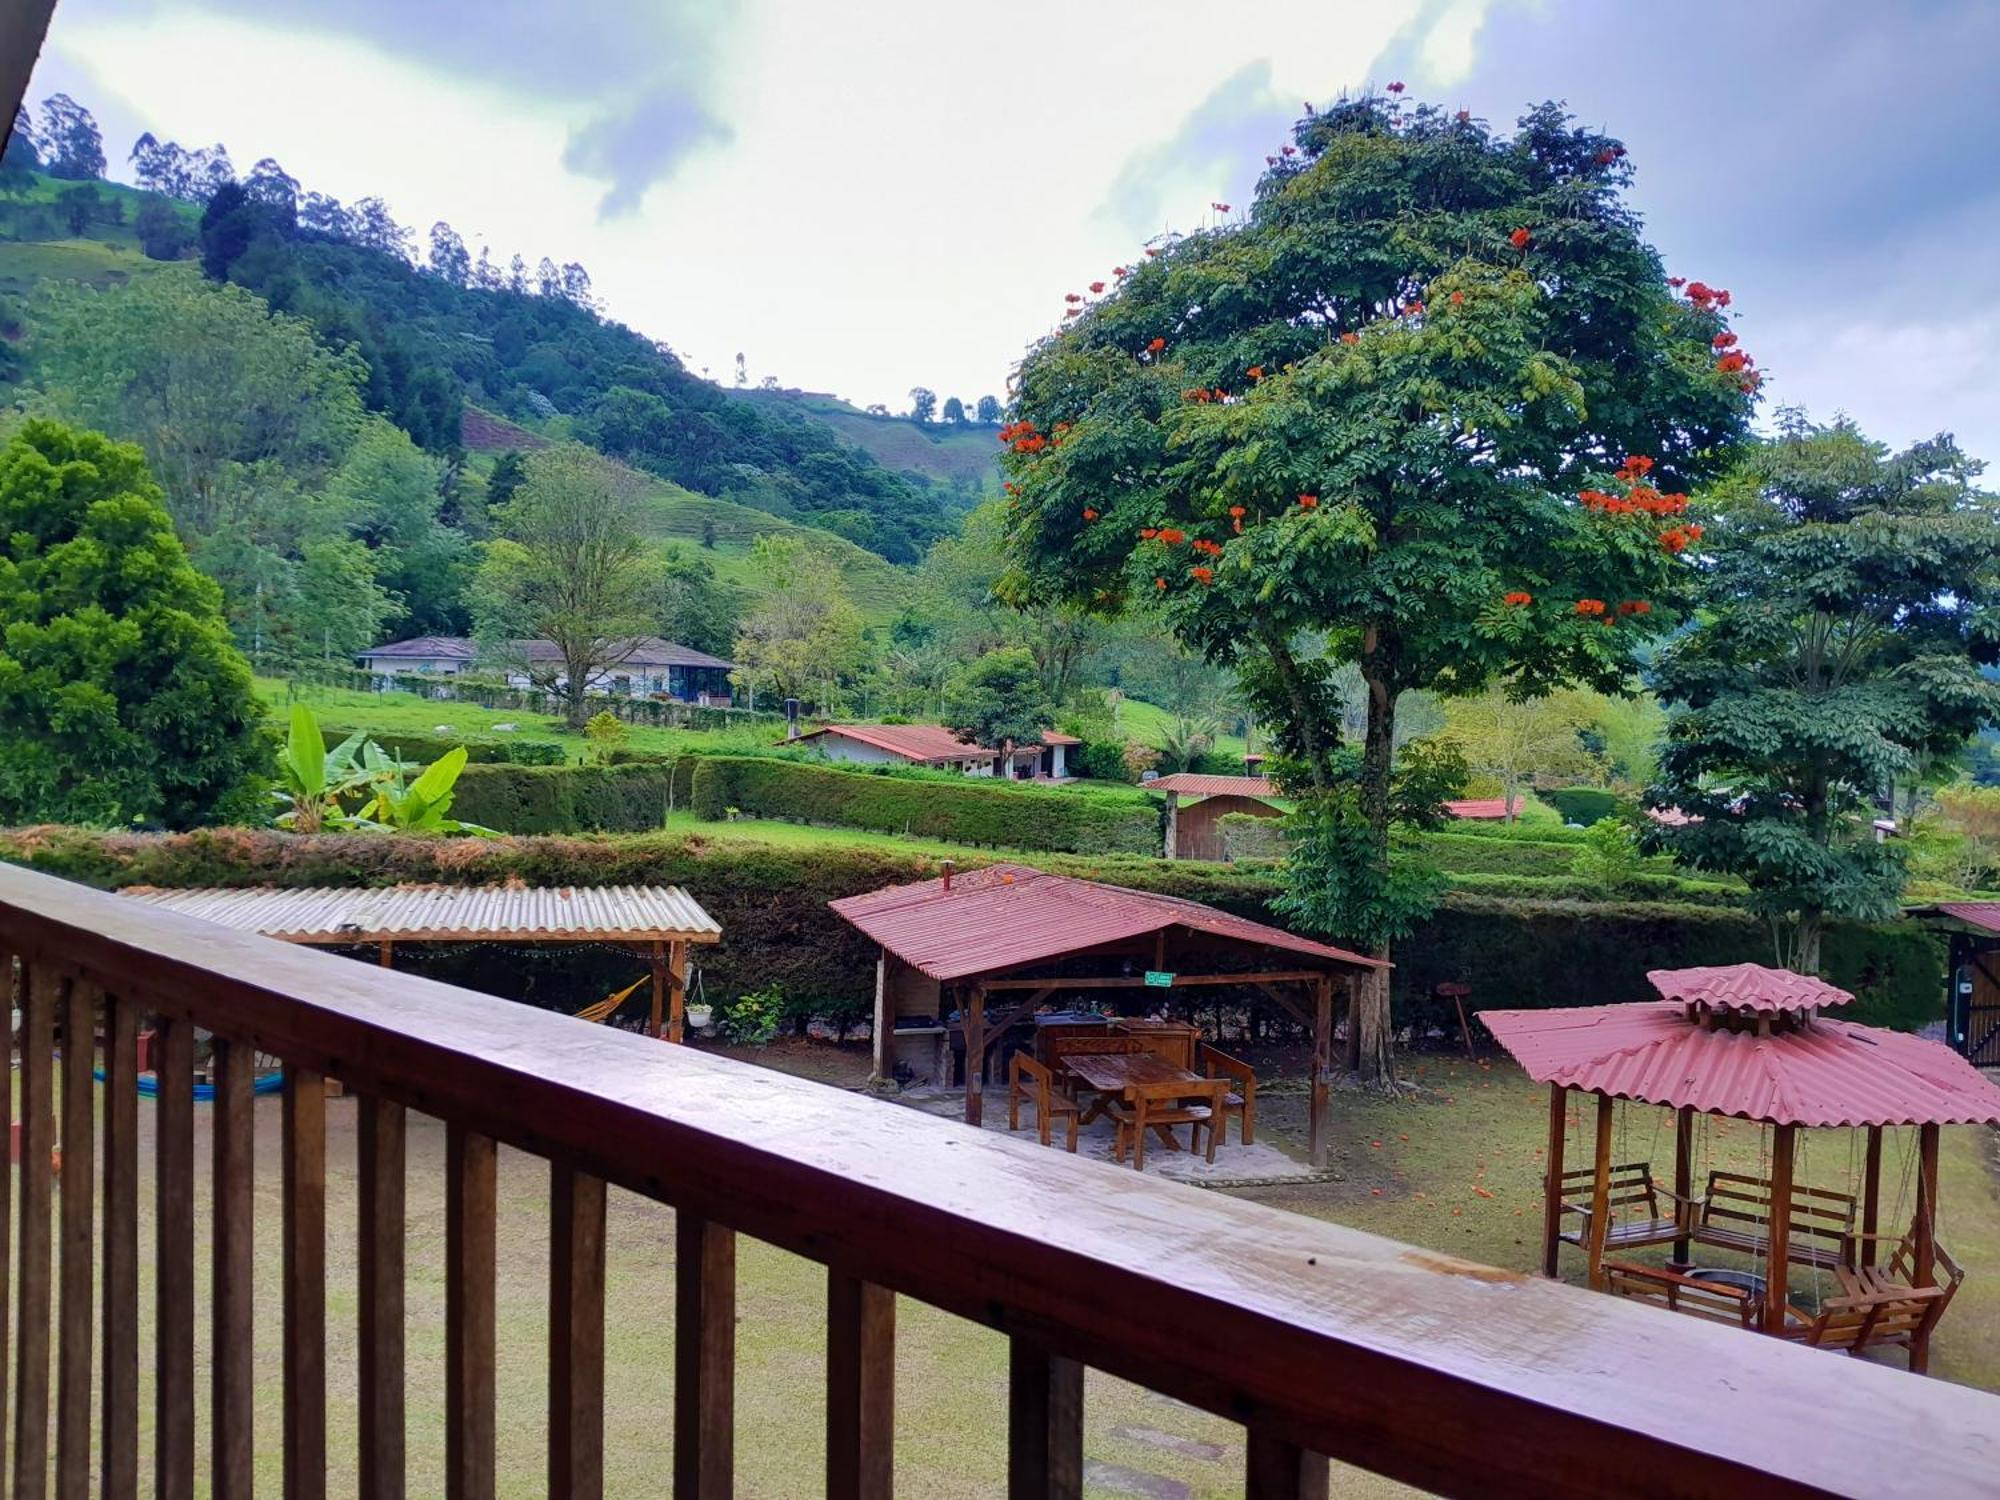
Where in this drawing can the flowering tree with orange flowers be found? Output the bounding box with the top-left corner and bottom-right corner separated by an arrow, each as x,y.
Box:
1000,94 -> 1756,1086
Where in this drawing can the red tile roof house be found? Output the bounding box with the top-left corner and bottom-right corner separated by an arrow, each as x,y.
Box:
790,723 -> 1081,780
356,635 -> 735,703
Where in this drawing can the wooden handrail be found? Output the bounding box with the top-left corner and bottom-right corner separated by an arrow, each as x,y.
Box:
1,861 -> 1996,1498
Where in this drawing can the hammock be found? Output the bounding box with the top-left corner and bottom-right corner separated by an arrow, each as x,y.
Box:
575,973 -> 650,1025
93,1068 -> 287,1100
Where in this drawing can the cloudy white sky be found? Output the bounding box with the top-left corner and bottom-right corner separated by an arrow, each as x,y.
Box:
25,0 -> 2000,467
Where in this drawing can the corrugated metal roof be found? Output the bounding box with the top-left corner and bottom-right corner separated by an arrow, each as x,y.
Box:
1647,963 -> 1853,1014
1481,1001 -> 2000,1128
120,885 -> 722,944
828,863 -> 1384,982
1911,901 -> 2000,936
1149,773 -> 1279,799
795,724 -> 997,762
1444,798 -> 1512,820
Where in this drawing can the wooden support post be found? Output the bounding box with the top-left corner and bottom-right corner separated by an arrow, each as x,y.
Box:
0,959 -> 14,1497
649,941 -> 666,1041
549,1164 -> 607,1500
56,978 -> 93,1500
445,1126 -> 497,1500
102,994 -> 140,1499
1541,1085 -> 1567,1279
965,984 -> 987,1127
358,1097 -> 407,1500
870,953 -> 890,1087
213,1038 -> 255,1500
674,1215 -> 735,1500
155,1018 -> 195,1500
284,1065 -> 328,1500
1765,1123 -> 1797,1335
669,940 -> 688,1045
1162,791 -> 1179,859
13,965 -> 53,1500
1913,1121 -> 1940,1374
378,939 -> 392,969
1586,1094 -> 1613,1291
826,1272 -> 895,1500
1861,1124 -> 1884,1272
1309,975 -> 1332,1171
1007,1340 -> 1082,1500
1245,1433 -> 1330,1500
1672,1105 -> 1695,1267
1342,976 -> 1361,1074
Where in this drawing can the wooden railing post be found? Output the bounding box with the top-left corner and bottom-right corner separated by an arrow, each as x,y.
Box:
826,1272 -> 894,1500
358,1096 -> 407,1500
674,1214 -> 735,1500
1245,1433 -> 1330,1500
13,965 -> 56,1500
154,1018 -> 195,1500
212,1037 -> 255,1500
446,1126 -> 498,1500
549,1164 -> 607,1500
283,1065 -> 328,1500
0,958 -> 14,1494
101,994 -> 140,1498
1007,1339 -> 1082,1500
55,978 -> 93,1500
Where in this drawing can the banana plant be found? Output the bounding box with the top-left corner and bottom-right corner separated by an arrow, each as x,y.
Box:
348,742 -> 496,835
272,704 -> 370,832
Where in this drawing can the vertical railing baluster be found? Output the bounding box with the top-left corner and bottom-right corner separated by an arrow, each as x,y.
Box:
283,1066 -> 327,1500
100,994 -> 140,1500
1006,1339 -> 1082,1500
212,1038 -> 254,1500
548,1164 -> 606,1500
55,980 -> 94,1500
1244,1432 -> 1329,1500
445,1126 -> 496,1500
358,1095 -> 407,1500
154,1019 -> 194,1500
825,1272 -> 894,1500
0,957 -> 17,1493
673,1215 -> 735,1500
14,965 -> 57,1500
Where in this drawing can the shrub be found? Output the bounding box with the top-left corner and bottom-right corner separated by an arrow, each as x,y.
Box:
1218,812 -> 1285,861
1544,786 -> 1627,826
719,983 -> 784,1045
687,756 -> 1161,854
322,727 -> 568,767
451,762 -> 691,833
1569,817 -> 1648,894
1071,739 -> 1132,782
1419,831 -> 1582,877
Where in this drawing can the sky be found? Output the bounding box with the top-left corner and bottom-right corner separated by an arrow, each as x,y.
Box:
24,0 -> 2000,468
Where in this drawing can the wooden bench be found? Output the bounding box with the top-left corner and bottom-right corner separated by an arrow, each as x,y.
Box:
1779,1283 -> 1949,1363
1601,1259 -> 1759,1329
1693,1171 -> 1856,1270
1007,1054 -> 1079,1152
1826,1230 -> 1966,1366
1198,1043 -> 1257,1145
1557,1162 -> 1699,1255
1105,1080 -> 1225,1171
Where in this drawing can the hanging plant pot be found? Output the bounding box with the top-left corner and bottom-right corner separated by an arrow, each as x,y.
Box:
685,1004 -> 714,1031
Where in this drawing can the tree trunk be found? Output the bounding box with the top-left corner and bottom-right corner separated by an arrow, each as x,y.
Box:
1354,659 -> 1400,1089
564,673 -> 590,731
1795,910 -> 1824,974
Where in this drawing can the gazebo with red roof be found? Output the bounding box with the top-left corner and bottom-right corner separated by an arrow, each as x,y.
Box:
1483,963 -> 2000,1371
830,863 -> 1384,1165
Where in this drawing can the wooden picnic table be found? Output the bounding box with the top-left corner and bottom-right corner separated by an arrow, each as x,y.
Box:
1060,1052 -> 1212,1152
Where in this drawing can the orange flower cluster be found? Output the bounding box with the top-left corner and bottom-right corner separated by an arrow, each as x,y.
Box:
1155,576 -> 1168,590
1247,365 -> 1264,380
1502,591 -> 1533,607
1081,508 -> 1098,521
1574,598 -> 1607,617
1182,387 -> 1230,403
1064,292 -> 1082,304
1211,201 -> 1231,212
1144,247 -> 1161,258
1684,281 -> 1732,311
1617,600 -> 1652,616
1088,280 -> 1105,293
1658,524 -> 1704,553
1509,227 -> 1532,249
1158,527 -> 1186,545
1298,493 -> 1319,509
1404,300 -> 1424,317
1340,331 -> 1360,345
998,420 -> 1046,454
1449,290 -> 1465,305
1114,266 -> 1129,278
1146,337 -> 1167,353
1190,565 -> 1215,584
1191,538 -> 1223,557
1228,504 -> 1246,534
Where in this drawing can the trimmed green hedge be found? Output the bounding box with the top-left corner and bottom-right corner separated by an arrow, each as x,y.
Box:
1543,787 -> 1626,826
688,755 -> 1162,854
452,762 -> 693,833
321,726 -> 570,767
1421,832 -> 1583,877
0,827 -> 1944,1033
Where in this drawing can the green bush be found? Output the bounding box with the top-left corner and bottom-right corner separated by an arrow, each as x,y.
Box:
719,984 -> 784,1045
321,726 -> 568,767
1419,832 -> 1583,877
687,755 -> 1161,854
1071,740 -> 1132,782
2,827 -> 1944,1036
452,762 -> 693,833
1544,786 -> 1627,825
1431,819 -> 1593,845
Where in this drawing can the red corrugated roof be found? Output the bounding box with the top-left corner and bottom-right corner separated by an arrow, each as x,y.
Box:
1912,902 -> 2000,936
1445,798 -> 1512,820
796,724 -> 997,762
1149,773 -> 1279,799
1647,963 -> 1853,1014
829,863 -> 1385,982
1481,1001 -> 2000,1127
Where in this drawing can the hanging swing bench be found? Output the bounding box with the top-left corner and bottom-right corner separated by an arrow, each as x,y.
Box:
1482,963 -> 2000,1375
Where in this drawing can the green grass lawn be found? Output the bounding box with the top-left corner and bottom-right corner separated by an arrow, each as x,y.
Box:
1109,696 -> 1250,761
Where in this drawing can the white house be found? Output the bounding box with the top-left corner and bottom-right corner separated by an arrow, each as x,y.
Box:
356,636 -> 735,704
354,636 -> 478,680
790,723 -> 1076,779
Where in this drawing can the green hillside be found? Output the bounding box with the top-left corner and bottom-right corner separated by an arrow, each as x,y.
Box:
735,388 -> 1000,493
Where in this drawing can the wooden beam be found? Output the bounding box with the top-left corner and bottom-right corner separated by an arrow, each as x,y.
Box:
980,969 -> 1337,992
1309,975 -> 1332,1171
1913,1122 -> 1940,1374
964,985 -> 987,1127
0,7 -> 58,178
1672,1106 -> 1694,1266
1541,1085 -> 1566,1280
1007,1341 -> 1081,1500
358,1097 -> 407,1500
669,941 -> 688,1044
549,1165 -> 607,1500
870,953 -> 891,1087
674,1216 -> 735,1500
649,941 -> 665,1041
826,1274 -> 895,1500
1861,1125 -> 1883,1272
284,1066 -> 329,1500
1246,1433 -> 1330,1500
1764,1124 -> 1796,1336
214,1039 -> 256,1500
1586,1095 -> 1613,1291
102,993 -> 141,1498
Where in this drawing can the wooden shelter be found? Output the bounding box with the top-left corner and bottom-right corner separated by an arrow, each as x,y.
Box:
121,884 -> 721,1041
1150,773 -> 1285,861
829,862 -> 1383,1165
1908,902 -> 2000,1063
1483,963 -> 2000,1371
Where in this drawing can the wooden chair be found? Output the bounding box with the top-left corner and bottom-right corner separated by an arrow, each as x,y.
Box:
1198,1043 -> 1257,1145
1105,1080 -> 1226,1171
1830,1229 -> 1966,1363
1694,1171 -> 1857,1271
1007,1053 -> 1080,1152
1778,1283 -> 1949,1364
1600,1259 -> 1759,1328
1110,1019 -> 1199,1070
1557,1162 -> 1701,1255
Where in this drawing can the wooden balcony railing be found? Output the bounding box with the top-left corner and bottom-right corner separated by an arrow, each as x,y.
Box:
0,859 -> 1994,1499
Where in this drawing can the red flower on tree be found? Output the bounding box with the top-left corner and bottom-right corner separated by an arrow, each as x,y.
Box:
1247,365 -> 1264,380
1712,331 -> 1738,349
1147,337 -> 1166,353
1089,280 -> 1105,294
1387,81 -> 1405,94
1574,598 -> 1607,616
1509,227 -> 1532,249
1449,290 -> 1465,304
1503,591 -> 1534,607
1064,292 -> 1082,304
1139,527 -> 1159,540
1298,494 -> 1319,510
1082,508 -> 1098,521
1155,577 -> 1167,591
1340,331 -> 1360,344
1190,565 -> 1215,584
1159,527 -> 1186,545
